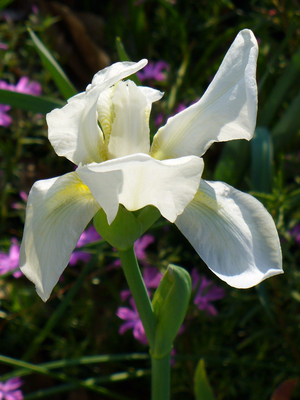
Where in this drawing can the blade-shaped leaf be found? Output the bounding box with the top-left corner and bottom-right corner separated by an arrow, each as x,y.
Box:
194,359 -> 215,400
251,127 -> 273,193
115,37 -> 141,85
0,89 -> 65,114
28,29 -> 77,100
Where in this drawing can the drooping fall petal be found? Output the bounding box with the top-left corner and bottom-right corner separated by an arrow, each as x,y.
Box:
20,172 -> 100,301
175,180 -> 282,288
77,153 -> 204,224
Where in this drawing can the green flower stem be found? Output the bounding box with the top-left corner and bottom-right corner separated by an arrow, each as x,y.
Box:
118,246 -> 156,349
118,246 -> 171,400
151,352 -> 171,400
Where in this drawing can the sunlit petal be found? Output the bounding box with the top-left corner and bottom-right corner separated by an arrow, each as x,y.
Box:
175,180 -> 282,288
20,172 -> 100,301
108,81 -> 158,158
77,153 -> 204,224
47,59 -> 148,166
151,29 -> 258,160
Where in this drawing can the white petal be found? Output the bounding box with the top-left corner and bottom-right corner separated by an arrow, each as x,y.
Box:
175,180 -> 283,288
77,153 -> 204,224
108,81 -> 151,158
151,29 -> 258,160
47,59 -> 148,165
87,59 -> 148,92
47,88 -> 104,165
19,172 -> 100,301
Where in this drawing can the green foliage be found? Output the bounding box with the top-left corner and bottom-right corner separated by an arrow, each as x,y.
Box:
0,1 -> 300,399
194,359 -> 215,400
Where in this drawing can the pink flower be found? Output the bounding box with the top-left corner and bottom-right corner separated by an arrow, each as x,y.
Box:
69,226 -> 101,266
0,238 -> 22,278
0,43 -> 8,50
191,268 -> 225,316
11,191 -> 28,210
290,225 -> 300,246
117,297 -> 148,344
0,77 -> 42,127
0,104 -> 12,127
0,377 -> 23,400
0,77 -> 42,96
114,234 -> 155,268
137,61 -> 169,82
120,266 -> 163,301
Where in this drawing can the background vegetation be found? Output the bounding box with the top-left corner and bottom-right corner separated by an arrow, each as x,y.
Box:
0,0 -> 300,399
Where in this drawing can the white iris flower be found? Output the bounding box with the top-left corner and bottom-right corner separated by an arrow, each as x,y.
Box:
20,29 -> 282,301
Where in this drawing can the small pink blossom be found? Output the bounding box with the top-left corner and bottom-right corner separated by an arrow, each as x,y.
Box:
0,104 -> 12,127
0,377 -> 23,400
117,297 -> 148,344
191,268 -> 225,316
137,61 -> 169,82
0,77 -> 42,127
0,238 -> 22,278
0,43 -> 8,50
120,266 -> 163,301
290,225 -> 300,246
11,191 -> 28,210
114,234 -> 155,268
69,226 -> 101,266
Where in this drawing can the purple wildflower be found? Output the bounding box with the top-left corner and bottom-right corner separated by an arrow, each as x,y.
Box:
137,61 -> 169,82
0,104 -> 12,127
11,191 -> 28,210
290,225 -> 300,246
69,226 -> 101,266
0,43 -> 8,50
120,266 -> 163,301
117,297 -> 148,344
114,234 -> 155,268
0,77 -> 42,96
0,377 -> 23,400
191,268 -> 225,316
0,238 -> 22,278
0,77 -> 42,128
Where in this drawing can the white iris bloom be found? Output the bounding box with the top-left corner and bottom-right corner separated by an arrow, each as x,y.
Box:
20,29 -> 282,301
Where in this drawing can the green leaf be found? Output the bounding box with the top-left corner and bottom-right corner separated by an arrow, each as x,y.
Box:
28,29 -> 77,100
251,127 -> 273,193
93,205 -> 142,250
213,139 -> 250,186
0,0 -> 14,11
194,359 -> 215,400
258,45 -> 300,127
152,264 -> 191,358
115,37 -> 141,85
0,89 -> 65,114
271,90 -> 300,150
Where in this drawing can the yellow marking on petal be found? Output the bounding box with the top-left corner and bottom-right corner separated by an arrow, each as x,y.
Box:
46,175 -> 94,213
193,188 -> 220,212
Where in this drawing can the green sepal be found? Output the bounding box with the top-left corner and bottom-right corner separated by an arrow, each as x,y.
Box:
151,264 -> 191,358
194,359 -> 215,400
134,205 -> 161,235
93,205 -> 142,251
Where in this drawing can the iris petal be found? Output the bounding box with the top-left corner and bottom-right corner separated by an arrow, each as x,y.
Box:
151,29 -> 258,160
175,180 -> 282,288
20,172 -> 100,301
77,153 -> 204,224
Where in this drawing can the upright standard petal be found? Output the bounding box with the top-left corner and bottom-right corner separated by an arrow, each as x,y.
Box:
151,29 -> 258,160
175,180 -> 282,288
108,81 -> 162,158
19,172 -> 100,301
77,153 -> 204,225
47,60 -> 148,166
